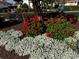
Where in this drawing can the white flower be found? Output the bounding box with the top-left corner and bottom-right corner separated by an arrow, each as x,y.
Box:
65,37 -> 77,43
74,31 -> 79,40
0,29 -> 79,59
0,35 -> 11,46
6,29 -> 15,34
5,42 -> 15,51
10,31 -> 23,38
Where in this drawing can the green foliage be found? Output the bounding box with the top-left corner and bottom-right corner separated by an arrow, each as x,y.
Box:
25,17 -> 46,37
21,3 -> 29,8
24,16 -> 75,40
27,30 -> 36,37
46,18 -> 75,40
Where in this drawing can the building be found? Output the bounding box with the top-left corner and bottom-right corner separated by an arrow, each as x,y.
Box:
64,0 -> 79,3
23,0 -> 33,8
64,0 -> 79,6
0,0 -> 17,13
0,0 -> 8,9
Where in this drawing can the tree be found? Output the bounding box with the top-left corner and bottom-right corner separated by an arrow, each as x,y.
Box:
31,0 -> 65,15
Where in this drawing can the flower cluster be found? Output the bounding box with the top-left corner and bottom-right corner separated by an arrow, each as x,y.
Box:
23,15 -> 75,40
45,15 -> 75,40
0,29 -> 22,51
23,16 -> 46,37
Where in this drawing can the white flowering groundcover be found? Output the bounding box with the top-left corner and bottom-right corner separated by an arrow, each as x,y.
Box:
0,29 -> 79,59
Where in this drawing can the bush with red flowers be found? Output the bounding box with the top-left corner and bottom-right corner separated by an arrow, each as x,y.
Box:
66,15 -> 77,24
69,17 -> 74,23
23,15 -> 75,40
24,16 -> 46,37
45,16 -> 75,40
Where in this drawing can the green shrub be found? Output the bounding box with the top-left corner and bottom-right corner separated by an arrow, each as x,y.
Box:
25,16 -> 46,37
46,17 -> 75,40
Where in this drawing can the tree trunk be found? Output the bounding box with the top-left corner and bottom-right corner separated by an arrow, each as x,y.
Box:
32,0 -> 38,15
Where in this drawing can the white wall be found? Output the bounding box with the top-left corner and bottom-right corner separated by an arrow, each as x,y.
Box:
23,0 -> 33,8
65,3 -> 78,6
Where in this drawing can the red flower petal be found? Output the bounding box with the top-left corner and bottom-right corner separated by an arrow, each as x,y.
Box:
46,33 -> 54,37
65,30 -> 70,34
34,16 -> 39,21
69,18 -> 74,22
51,18 -> 55,20
55,28 -> 58,31
40,16 -> 42,19
61,15 -> 65,18
35,30 -> 39,33
51,20 -> 54,24
37,23 -> 41,28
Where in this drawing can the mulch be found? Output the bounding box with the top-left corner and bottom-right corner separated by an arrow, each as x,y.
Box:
0,46 -> 30,59
0,23 -> 24,31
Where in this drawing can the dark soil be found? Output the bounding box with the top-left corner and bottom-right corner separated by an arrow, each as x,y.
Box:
0,20 -> 21,29
0,46 -> 30,59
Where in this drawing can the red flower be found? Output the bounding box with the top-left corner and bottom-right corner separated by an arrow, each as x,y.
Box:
34,16 -> 39,21
37,23 -> 41,28
23,20 -> 28,32
46,33 -> 50,37
65,30 -> 70,34
69,18 -> 74,22
24,20 -> 28,25
40,16 -> 42,19
74,23 -> 79,28
46,20 -> 48,24
51,20 -> 54,24
55,28 -> 58,31
61,15 -> 65,19
59,20 -> 63,23
46,33 -> 54,37
29,18 -> 33,22
35,30 -> 39,33
51,18 -> 55,20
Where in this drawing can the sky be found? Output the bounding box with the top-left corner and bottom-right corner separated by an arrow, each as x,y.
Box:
6,0 -> 29,4
6,0 -> 15,4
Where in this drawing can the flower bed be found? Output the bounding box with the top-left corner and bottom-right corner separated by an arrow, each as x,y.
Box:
0,15 -> 79,59
0,29 -> 79,59
23,15 -> 75,40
